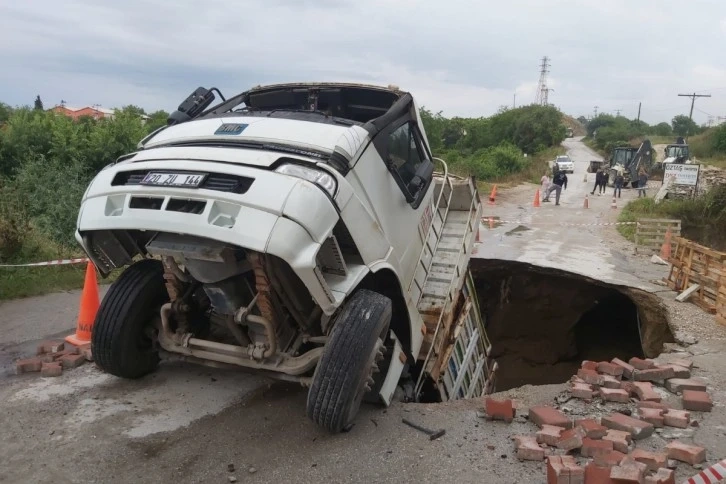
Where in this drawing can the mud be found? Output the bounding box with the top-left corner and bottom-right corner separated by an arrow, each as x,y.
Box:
470,259 -> 674,391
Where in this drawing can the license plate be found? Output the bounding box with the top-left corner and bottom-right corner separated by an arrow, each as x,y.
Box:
140,172 -> 207,187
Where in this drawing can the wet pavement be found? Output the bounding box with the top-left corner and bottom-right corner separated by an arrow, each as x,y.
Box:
475,137 -> 667,291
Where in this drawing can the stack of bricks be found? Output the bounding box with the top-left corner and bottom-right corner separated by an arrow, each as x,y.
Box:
499,354 -> 715,483
15,340 -> 91,377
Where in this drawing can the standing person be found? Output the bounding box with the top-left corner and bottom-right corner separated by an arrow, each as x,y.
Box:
591,169 -> 605,195
543,170 -> 568,206
637,169 -> 648,198
540,172 -> 550,202
614,172 -> 624,198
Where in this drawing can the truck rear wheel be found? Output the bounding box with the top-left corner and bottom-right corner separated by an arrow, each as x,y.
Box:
92,259 -> 168,379
306,289 -> 392,433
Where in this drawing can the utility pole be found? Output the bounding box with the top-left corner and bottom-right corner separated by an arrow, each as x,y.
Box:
593,106 -> 599,117
614,109 -> 622,117
534,56 -> 551,106
636,102 -> 641,124
678,92 -> 711,139
513,93 -> 516,109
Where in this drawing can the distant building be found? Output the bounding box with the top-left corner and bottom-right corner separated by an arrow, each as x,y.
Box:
49,104 -> 149,122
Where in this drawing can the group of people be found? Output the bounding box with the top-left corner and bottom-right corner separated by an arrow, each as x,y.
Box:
539,163 -> 649,205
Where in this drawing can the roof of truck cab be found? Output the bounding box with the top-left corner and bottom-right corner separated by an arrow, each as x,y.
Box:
245,82 -> 407,95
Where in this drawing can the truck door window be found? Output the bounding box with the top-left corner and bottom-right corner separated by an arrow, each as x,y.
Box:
388,122 -> 425,189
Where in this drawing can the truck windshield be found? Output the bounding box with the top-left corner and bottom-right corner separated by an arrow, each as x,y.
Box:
613,150 -> 633,164
666,146 -> 688,158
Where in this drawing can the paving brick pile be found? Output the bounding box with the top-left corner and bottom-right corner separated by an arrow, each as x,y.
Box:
15,340 -> 92,377
484,355 -> 717,483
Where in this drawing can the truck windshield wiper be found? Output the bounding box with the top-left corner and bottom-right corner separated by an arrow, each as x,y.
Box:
264,109 -> 355,126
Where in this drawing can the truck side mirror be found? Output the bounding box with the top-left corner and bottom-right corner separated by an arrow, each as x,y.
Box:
408,160 -> 434,209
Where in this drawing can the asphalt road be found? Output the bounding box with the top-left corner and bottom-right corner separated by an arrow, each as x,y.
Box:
1,137 -> 724,484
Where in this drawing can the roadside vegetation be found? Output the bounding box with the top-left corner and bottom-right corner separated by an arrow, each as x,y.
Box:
617,185 -> 726,251
0,100 -> 167,299
420,104 -> 567,190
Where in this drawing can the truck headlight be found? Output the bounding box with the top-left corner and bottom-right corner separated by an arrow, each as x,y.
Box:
275,164 -> 337,197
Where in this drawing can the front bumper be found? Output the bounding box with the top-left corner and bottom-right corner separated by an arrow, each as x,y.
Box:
76,159 -> 345,314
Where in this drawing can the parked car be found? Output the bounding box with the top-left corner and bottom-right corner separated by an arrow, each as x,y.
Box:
555,155 -> 574,173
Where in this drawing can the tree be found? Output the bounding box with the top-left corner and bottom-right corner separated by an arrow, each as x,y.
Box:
672,115 -> 699,137
34,95 -> 43,111
652,122 -> 673,137
577,116 -> 588,125
0,102 -> 12,124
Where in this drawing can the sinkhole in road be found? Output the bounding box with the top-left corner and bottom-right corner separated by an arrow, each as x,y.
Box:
470,259 -> 674,392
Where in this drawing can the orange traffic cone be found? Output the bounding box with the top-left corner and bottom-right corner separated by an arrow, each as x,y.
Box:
488,185 -> 497,205
65,262 -> 100,347
533,189 -> 541,208
583,194 -> 589,209
660,227 -> 672,260
475,225 -> 481,242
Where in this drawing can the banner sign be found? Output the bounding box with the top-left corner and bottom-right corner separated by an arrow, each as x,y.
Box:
663,163 -> 700,186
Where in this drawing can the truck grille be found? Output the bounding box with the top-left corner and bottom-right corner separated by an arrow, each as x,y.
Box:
112,170 -> 253,194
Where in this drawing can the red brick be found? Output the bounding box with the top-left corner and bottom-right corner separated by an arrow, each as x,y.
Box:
536,424 -> 565,446
581,437 -> 613,458
631,448 -> 667,472
40,362 -> 62,377
597,361 -> 624,377
547,456 -> 584,484
485,397 -> 515,422
609,457 -> 647,482
582,360 -> 599,371
637,401 -> 670,411
612,358 -> 636,379
82,347 -> 93,362
15,357 -> 43,374
663,409 -> 690,428
671,358 -> 693,370
529,406 -> 572,429
600,375 -> 621,389
665,378 -> 707,394
638,407 -> 665,428
585,463 -> 615,484
513,435 -> 544,461
682,390 -> 713,412
600,388 -> 630,403
556,426 -> 585,451
632,381 -> 661,402
602,412 -> 654,440
571,382 -> 594,400
629,357 -> 656,370
575,418 -> 607,439
578,368 -> 603,386
645,468 -> 675,484
602,430 -> 630,453
620,381 -> 635,394
594,449 -> 627,467
659,364 -> 690,379
36,340 -> 65,355
665,440 -> 706,465
634,367 -> 676,382
59,353 -> 86,369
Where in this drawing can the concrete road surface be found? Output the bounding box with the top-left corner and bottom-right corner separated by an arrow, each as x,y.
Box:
1,137 -> 725,484
477,137 -> 666,291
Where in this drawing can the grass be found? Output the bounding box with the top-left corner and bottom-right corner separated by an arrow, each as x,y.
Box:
617,186 -> 726,250
0,262 -> 122,300
475,146 -> 561,194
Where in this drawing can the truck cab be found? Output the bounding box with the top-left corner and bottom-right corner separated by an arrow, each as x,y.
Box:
75,82 -> 494,432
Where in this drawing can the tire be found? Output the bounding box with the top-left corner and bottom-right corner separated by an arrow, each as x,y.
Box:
306,289 -> 392,432
92,258 -> 168,379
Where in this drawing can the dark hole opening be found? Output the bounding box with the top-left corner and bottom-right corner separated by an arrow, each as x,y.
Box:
469,260 -> 662,393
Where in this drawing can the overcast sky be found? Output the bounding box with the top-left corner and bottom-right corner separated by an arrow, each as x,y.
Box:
1,0 -> 725,125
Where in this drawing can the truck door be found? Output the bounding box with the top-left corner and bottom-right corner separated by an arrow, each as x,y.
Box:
352,117 -> 435,286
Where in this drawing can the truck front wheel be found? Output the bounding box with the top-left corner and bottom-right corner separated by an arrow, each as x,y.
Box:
306,289 -> 392,433
92,259 -> 168,379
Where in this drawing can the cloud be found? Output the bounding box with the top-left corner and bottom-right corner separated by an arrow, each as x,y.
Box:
1,0 -> 725,125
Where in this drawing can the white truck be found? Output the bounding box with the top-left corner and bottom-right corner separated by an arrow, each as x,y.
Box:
75,82 -> 496,432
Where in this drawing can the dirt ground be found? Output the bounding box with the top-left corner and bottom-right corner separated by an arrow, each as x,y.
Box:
1,138 -> 725,483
